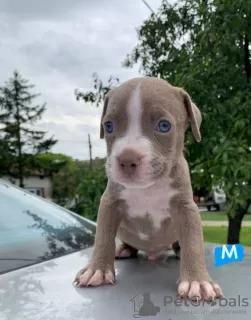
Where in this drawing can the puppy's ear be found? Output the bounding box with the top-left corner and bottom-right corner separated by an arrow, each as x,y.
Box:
180,89 -> 202,142
100,90 -> 112,139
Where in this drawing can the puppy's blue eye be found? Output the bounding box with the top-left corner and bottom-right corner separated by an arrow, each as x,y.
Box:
156,120 -> 171,133
104,121 -> 115,133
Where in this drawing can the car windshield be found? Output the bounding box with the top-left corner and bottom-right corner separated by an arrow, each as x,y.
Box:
0,180 -> 96,275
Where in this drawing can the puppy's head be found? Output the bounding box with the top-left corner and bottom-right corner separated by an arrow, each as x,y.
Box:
100,77 -> 201,189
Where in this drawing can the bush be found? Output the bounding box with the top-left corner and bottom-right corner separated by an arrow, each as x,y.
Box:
75,166 -> 107,221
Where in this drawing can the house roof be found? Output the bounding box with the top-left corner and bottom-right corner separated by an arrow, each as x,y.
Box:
9,166 -> 48,177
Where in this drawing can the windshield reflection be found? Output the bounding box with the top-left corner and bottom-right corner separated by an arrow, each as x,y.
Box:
0,180 -> 96,274
23,209 -> 95,261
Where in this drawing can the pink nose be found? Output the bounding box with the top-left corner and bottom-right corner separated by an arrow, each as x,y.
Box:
118,149 -> 141,175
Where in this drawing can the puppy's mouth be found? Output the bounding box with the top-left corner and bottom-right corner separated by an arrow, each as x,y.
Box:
115,172 -> 154,189
107,156 -> 166,189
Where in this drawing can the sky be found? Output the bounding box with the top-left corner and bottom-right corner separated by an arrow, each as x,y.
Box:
0,0 -> 162,160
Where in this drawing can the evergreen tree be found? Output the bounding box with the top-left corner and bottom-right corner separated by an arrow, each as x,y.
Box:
0,139 -> 10,177
0,70 -> 57,187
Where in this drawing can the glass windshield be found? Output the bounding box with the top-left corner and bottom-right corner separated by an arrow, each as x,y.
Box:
0,180 -> 96,275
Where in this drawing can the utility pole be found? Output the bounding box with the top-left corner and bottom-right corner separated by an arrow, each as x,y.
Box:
88,134 -> 93,171
141,0 -> 168,79
141,0 -> 156,16
141,0 -> 161,79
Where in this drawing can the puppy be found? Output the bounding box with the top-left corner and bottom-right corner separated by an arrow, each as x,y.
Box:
74,77 -> 223,300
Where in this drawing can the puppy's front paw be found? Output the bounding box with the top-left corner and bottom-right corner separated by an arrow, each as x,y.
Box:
74,264 -> 115,287
177,279 -> 223,301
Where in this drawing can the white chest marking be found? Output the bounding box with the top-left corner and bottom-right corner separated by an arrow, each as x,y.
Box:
120,179 -> 179,229
138,232 -> 149,240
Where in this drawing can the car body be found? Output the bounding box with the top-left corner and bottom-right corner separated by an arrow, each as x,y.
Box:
0,179 -> 250,320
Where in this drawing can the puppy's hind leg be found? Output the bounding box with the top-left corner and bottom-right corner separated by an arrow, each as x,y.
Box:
115,242 -> 138,259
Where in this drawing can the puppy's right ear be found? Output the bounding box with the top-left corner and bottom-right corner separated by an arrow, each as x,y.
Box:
100,91 -> 112,139
180,89 -> 202,142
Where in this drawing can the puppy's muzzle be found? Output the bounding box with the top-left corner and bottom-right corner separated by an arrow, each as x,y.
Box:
117,148 -> 143,176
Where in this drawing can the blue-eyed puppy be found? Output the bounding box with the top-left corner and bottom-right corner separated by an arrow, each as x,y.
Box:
74,77 -> 223,301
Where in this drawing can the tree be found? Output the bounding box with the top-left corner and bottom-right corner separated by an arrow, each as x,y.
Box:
52,158 -> 79,207
124,0 -> 251,244
0,96 -> 12,177
35,152 -> 73,176
0,139 -> 10,177
75,0 -> 251,244
75,72 -> 119,107
75,165 -> 107,221
35,153 -> 77,206
52,157 -> 107,219
0,71 -> 57,187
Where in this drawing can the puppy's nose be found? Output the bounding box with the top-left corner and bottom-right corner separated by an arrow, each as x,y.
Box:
118,150 -> 141,175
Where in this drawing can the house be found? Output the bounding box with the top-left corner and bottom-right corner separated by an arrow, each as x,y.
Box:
2,169 -> 53,199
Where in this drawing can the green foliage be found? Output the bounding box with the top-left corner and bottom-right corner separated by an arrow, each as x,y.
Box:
75,0 -> 251,242
75,73 -> 119,107
0,139 -> 11,176
35,152 -> 73,175
123,0 -> 251,218
75,165 -> 107,221
0,70 -> 57,187
35,152 -> 76,206
52,159 -> 78,207
50,156 -> 107,219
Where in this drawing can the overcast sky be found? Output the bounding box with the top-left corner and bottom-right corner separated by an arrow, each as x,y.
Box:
0,0 -> 162,160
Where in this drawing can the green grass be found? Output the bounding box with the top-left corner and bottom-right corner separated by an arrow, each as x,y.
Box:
200,211 -> 251,221
203,226 -> 251,247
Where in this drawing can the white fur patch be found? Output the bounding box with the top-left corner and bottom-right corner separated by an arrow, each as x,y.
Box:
111,85 -> 151,157
128,85 -> 141,137
120,178 -> 179,229
138,232 -> 149,240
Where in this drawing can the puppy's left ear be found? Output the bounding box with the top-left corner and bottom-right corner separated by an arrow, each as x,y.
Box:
180,89 -> 202,142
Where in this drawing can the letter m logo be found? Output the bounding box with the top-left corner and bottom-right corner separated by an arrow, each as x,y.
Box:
221,245 -> 238,260
214,244 -> 245,267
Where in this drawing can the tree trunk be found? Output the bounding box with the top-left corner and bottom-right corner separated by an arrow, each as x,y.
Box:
227,215 -> 243,244
14,79 -> 24,189
17,123 -> 24,188
18,157 -> 24,188
227,200 -> 251,244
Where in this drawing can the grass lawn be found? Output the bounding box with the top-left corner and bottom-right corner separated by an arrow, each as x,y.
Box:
200,211 -> 251,221
203,226 -> 251,247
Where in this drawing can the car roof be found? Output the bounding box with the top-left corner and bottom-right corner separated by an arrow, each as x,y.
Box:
1,243 -> 251,320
